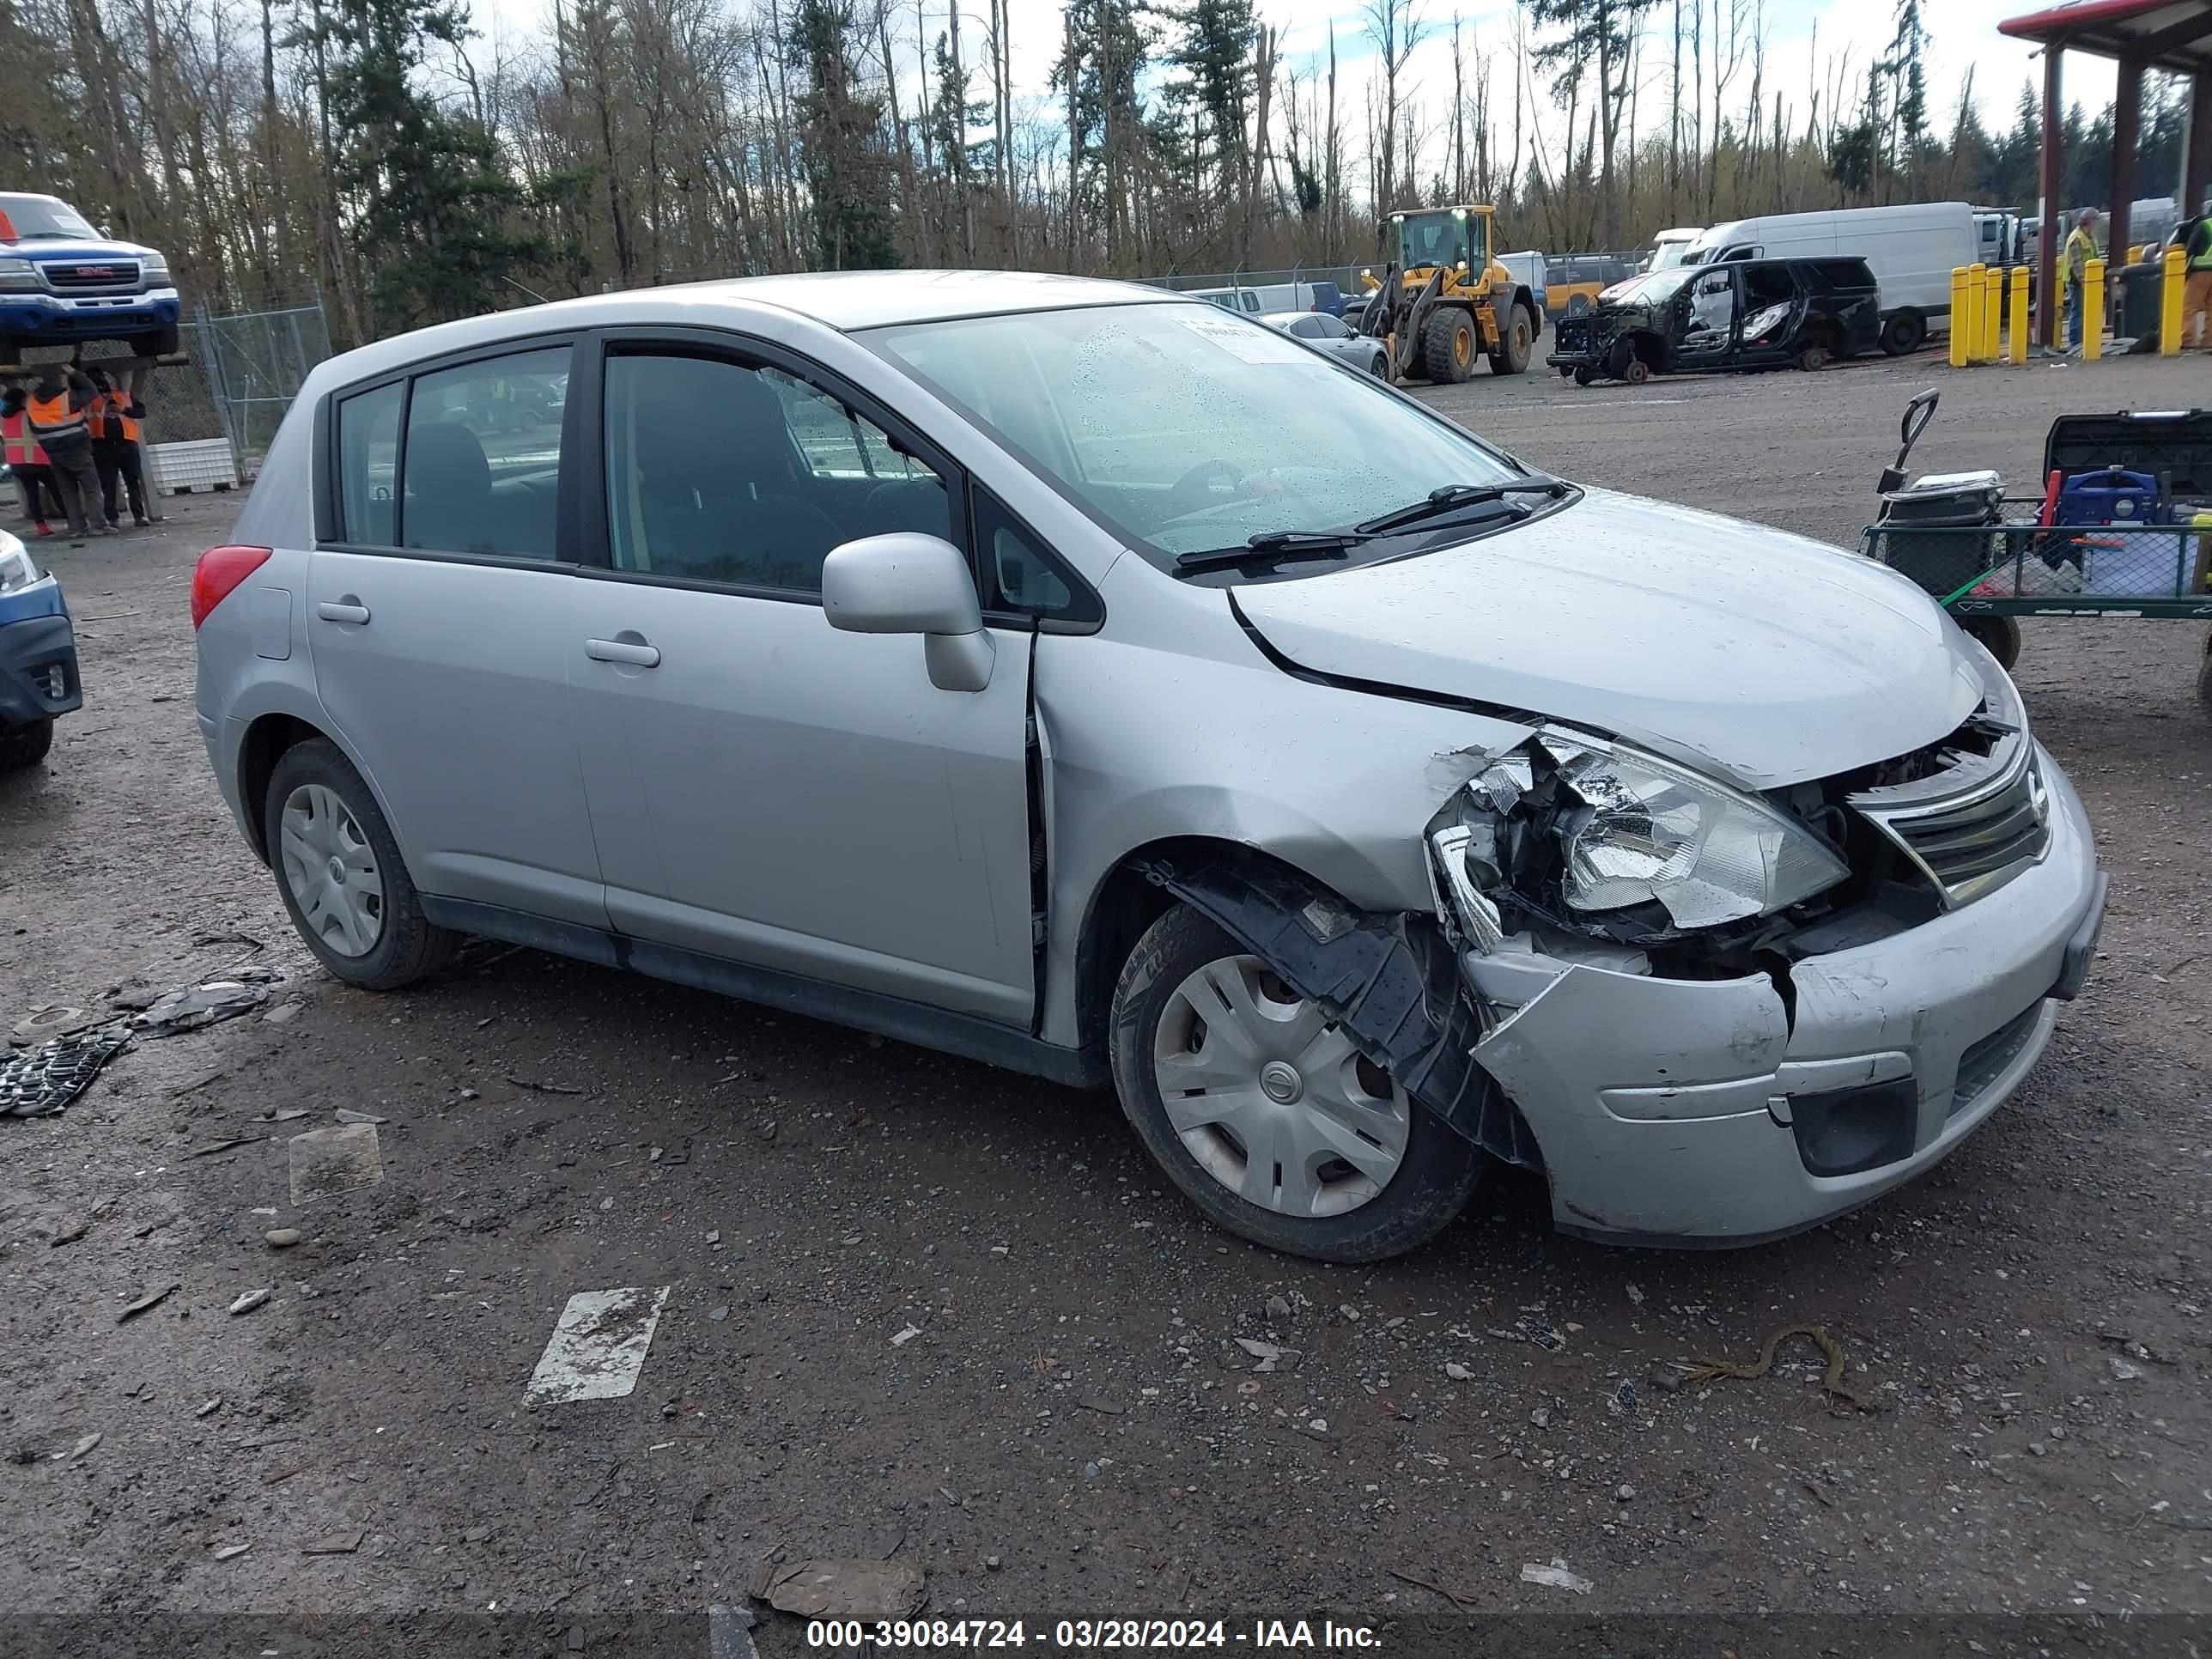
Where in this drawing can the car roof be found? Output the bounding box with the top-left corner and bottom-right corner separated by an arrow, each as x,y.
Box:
0,192 -> 74,210
302,270 -> 1193,393
1258,311 -> 1316,324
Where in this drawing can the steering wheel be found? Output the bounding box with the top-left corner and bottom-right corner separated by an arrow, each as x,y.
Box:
1168,459 -> 1247,515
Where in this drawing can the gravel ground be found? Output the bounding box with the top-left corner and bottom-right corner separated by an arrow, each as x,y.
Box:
2,349 -> 2208,1657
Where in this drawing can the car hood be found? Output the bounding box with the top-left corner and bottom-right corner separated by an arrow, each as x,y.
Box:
6,238 -> 161,263
1232,488 -> 1987,789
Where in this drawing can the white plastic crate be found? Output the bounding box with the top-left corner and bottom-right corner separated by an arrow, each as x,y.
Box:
149,438 -> 240,495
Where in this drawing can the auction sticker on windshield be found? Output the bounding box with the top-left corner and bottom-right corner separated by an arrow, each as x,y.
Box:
1173,313 -> 1309,364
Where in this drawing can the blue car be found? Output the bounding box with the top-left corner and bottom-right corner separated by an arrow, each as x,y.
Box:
0,530 -> 81,769
0,192 -> 181,360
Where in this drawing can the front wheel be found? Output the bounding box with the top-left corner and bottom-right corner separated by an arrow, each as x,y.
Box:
1622,356 -> 1652,386
1487,304 -> 1534,374
1422,310 -> 1479,384
264,738 -> 459,990
1109,905 -> 1485,1262
0,719 -> 53,771
1369,351 -> 1389,378
1960,615 -> 2022,670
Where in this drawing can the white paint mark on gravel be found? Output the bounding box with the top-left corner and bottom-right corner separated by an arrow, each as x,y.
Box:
526,1285 -> 671,1405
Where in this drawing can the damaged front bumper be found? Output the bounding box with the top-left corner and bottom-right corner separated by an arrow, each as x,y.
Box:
1468,746 -> 2103,1245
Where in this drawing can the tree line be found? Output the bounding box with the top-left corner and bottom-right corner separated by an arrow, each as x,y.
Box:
1,0 -> 2193,349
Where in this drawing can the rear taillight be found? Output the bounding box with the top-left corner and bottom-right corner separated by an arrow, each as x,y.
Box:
191,544 -> 272,629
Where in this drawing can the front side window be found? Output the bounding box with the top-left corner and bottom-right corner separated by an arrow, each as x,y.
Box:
602,351 -> 948,594
402,346 -> 569,559
865,303 -> 1522,567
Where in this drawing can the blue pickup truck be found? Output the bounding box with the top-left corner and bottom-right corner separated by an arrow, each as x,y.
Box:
0,191 -> 180,360
0,529 -> 79,769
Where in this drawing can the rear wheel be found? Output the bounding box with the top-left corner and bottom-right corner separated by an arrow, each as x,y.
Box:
1487,303 -> 1534,374
1109,905 -> 1485,1262
1422,310 -> 1479,384
1796,340 -> 1831,372
0,719 -> 54,771
1880,310 -> 1927,356
264,738 -> 459,990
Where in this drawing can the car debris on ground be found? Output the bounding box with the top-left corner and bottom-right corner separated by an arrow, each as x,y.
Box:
1,1024 -> 134,1119
1521,1559 -> 1594,1594
762,1559 -> 927,1621
526,1286 -> 671,1405
137,968 -> 281,1035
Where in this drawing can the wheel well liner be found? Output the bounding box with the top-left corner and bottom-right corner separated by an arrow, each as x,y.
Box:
236,712 -> 326,864
1129,845 -> 1542,1170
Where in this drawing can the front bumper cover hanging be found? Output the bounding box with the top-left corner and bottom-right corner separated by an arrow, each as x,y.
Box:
1139,854 -> 1542,1170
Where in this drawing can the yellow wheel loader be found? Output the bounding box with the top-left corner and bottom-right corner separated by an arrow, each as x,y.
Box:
1355,204 -> 1542,385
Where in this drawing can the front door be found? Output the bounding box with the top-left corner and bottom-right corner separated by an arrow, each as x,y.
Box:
1677,269 -> 1739,363
568,341 -> 1037,1025
307,344 -> 606,927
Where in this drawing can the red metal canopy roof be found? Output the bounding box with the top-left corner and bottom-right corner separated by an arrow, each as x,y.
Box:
1999,0 -> 2212,73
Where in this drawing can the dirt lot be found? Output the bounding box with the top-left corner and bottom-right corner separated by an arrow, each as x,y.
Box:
3,349 -> 2209,1657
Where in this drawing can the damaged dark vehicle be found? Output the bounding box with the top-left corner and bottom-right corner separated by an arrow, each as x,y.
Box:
196,272 -> 2104,1265
1547,257 -> 1881,385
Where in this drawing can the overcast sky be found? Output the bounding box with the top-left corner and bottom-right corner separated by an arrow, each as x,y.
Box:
471,0 -> 2121,179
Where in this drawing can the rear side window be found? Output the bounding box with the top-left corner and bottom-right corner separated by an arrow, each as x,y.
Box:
402,347 -> 569,560
335,381 -> 401,545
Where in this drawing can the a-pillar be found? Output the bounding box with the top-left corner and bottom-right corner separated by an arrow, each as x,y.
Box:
2110,59 -> 2142,263
2038,44 -> 2064,346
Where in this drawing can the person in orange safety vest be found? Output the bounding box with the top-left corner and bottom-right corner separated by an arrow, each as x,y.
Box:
1,364 -> 107,538
87,366 -> 153,529
2,406 -> 58,536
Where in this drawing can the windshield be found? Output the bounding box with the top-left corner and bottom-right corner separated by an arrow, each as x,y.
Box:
1603,268 -> 1696,302
865,303 -> 1523,567
0,196 -> 99,241
1392,211 -> 1469,270
1647,239 -> 1695,270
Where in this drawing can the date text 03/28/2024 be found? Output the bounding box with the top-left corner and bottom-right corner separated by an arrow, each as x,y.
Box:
804,1620 -> 1385,1649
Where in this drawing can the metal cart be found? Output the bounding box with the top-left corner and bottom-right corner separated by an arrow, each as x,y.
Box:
1861,395 -> 2212,704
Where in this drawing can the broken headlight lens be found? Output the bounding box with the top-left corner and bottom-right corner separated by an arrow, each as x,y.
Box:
1545,736 -> 1847,929
0,532 -> 38,594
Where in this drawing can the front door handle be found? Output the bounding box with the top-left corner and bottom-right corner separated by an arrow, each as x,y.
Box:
316,598 -> 370,624
585,636 -> 660,668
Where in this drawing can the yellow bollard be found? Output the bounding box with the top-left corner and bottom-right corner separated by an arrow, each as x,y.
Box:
1967,264 -> 1989,362
1983,265 -> 2005,361
2128,245 -> 2143,267
2008,264 -> 2030,363
1949,268 -> 1971,368
2083,257 -> 2104,361
2161,243 -> 2186,356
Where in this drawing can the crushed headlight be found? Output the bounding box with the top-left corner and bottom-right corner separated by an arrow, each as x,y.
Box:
1540,735 -> 1848,928
0,531 -> 39,594
1427,730 -> 1849,946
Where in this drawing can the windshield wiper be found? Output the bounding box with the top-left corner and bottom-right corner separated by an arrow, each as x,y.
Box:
1354,477 -> 1568,535
1174,529 -> 1365,575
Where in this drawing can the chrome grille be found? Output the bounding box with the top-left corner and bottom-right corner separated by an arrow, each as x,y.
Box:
1849,729 -> 2050,908
44,259 -> 139,291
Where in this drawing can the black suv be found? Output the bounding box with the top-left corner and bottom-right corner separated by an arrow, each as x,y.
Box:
1546,257 -> 1881,385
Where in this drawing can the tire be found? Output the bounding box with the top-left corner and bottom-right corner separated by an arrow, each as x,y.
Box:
1108,904 -> 1485,1263
0,719 -> 54,770
1574,366 -> 1595,386
1422,310 -> 1479,384
1960,615 -> 2022,670
1487,303 -> 1534,375
262,738 -> 459,991
1369,351 -> 1389,378
1880,310 -> 1927,357
129,322 -> 180,359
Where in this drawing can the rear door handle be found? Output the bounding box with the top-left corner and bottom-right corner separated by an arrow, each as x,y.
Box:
316,599 -> 370,624
585,636 -> 660,668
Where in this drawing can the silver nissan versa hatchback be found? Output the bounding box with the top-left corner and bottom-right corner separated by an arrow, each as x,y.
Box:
193,271 -> 2106,1262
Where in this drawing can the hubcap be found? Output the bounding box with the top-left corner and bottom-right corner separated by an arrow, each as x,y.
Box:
1152,955 -> 1412,1218
279,782 -> 386,958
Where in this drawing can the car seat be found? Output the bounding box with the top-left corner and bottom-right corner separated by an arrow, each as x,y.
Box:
404,422 -> 497,553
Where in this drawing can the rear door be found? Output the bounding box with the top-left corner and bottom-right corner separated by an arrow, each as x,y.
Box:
1735,265 -> 1803,362
564,331 -> 1041,1024
307,342 -> 606,927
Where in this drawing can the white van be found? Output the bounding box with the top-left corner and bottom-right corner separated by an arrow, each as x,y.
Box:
1686,202 -> 1977,356
1190,286 -> 1262,314
1644,228 -> 1704,270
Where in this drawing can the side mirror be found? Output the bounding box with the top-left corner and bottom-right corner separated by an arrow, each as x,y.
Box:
822,532 -> 994,693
